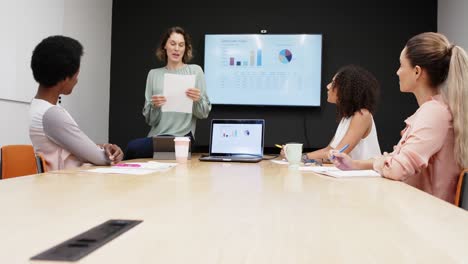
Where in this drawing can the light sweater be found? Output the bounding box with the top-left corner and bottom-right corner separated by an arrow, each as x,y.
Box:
29,99 -> 110,171
142,64 -> 211,138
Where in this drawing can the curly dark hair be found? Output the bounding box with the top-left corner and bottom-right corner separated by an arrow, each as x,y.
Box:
155,26 -> 193,63
332,65 -> 380,120
31,35 -> 83,87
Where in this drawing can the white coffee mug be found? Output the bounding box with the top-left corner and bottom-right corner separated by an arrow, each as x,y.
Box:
284,143 -> 303,167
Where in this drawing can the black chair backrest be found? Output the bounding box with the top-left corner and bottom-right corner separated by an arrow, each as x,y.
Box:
35,156 -> 44,174
459,171 -> 468,210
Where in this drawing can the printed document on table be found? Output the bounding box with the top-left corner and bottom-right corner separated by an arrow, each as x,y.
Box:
299,166 -> 381,178
84,162 -> 177,175
271,159 -> 289,165
162,73 -> 195,114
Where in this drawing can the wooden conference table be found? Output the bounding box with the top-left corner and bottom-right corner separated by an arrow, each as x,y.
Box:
1,155 -> 468,263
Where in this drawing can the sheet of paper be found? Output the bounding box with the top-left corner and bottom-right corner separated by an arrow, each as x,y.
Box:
271,159 -> 289,165
162,73 -> 195,113
299,166 -> 381,178
122,162 -> 178,170
84,162 -> 177,175
85,168 -> 159,175
299,166 -> 341,172
324,170 -> 381,178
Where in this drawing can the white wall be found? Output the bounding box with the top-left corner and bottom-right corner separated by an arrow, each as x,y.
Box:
0,100 -> 31,146
0,0 -> 112,147
61,0 -> 113,144
0,0 -> 65,103
438,0 -> 468,50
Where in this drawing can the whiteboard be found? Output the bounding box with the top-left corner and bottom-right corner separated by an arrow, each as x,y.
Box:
0,0 -> 64,103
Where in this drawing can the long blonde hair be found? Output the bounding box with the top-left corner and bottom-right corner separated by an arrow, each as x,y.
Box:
405,32 -> 468,168
445,46 -> 468,168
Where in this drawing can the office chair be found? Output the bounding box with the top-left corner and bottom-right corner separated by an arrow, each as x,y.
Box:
455,169 -> 468,210
0,145 -> 45,179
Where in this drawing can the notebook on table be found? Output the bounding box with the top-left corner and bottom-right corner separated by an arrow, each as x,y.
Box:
199,119 -> 265,163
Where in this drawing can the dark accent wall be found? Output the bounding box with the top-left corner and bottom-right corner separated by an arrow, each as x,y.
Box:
110,1 -> 437,153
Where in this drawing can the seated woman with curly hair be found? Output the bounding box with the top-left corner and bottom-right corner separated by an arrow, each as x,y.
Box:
283,65 -> 381,163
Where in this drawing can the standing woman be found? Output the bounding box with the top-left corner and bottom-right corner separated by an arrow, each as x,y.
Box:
331,32 -> 468,204
126,26 -> 211,159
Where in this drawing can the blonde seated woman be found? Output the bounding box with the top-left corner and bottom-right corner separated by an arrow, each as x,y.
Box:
282,65 -> 381,163
331,32 -> 468,204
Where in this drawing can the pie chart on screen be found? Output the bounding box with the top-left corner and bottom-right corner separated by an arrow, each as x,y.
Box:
279,49 -> 293,64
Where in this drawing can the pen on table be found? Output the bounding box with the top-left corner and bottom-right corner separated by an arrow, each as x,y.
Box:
331,144 -> 350,160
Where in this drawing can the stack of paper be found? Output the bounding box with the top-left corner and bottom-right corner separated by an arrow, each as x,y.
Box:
299,166 -> 381,178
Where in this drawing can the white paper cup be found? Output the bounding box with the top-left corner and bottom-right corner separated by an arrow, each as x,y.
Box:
174,137 -> 190,163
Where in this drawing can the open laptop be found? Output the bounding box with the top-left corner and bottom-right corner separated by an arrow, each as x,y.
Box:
199,119 -> 265,163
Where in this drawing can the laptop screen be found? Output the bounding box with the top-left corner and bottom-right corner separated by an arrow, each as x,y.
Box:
210,119 -> 264,156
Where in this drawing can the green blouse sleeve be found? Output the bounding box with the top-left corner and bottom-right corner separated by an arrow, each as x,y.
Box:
192,65 -> 211,119
142,70 -> 162,126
